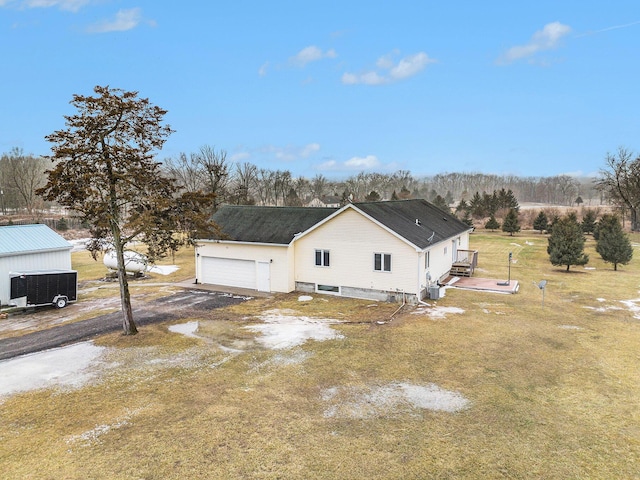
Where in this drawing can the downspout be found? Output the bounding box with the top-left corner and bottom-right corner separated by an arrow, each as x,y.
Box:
389,290 -> 406,320
418,249 -> 431,306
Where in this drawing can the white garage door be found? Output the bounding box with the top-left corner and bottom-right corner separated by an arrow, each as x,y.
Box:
200,257 -> 256,289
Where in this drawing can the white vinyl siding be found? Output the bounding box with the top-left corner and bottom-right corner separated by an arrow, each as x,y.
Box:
295,209 -> 418,294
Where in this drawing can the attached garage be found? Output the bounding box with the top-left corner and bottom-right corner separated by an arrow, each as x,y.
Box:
200,257 -> 257,290
195,206 -> 337,294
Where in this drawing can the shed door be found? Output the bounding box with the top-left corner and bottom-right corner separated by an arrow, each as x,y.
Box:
200,257 -> 256,289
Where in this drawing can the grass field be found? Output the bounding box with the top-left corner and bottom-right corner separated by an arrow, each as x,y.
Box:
1,230 -> 639,479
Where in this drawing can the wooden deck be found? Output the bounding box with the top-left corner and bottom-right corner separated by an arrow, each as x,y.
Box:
449,249 -> 478,277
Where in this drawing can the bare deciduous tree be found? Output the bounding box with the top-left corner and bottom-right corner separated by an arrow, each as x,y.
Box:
596,147 -> 640,231
0,147 -> 48,215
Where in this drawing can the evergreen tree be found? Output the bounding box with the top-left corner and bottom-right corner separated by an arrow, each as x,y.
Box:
533,211 -> 549,234
581,209 -> 597,234
445,190 -> 454,205
399,185 -> 412,199
56,217 -> 69,231
595,214 -> 633,271
456,198 -> 470,214
485,214 -> 500,231
461,210 -> 474,227
365,190 -> 380,202
340,189 -> 352,206
501,208 -> 520,236
547,214 -> 589,271
469,191 -> 484,218
432,195 -> 451,214
391,190 -> 399,201
547,214 -> 560,234
285,187 -> 302,206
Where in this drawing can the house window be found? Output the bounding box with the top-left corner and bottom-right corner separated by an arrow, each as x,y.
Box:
425,251 -> 430,268
315,249 -> 330,267
317,284 -> 340,294
374,253 -> 391,272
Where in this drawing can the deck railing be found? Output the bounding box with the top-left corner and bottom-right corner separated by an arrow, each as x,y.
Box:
453,249 -> 478,270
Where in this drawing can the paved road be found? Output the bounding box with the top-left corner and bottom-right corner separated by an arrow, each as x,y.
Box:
0,289 -> 249,361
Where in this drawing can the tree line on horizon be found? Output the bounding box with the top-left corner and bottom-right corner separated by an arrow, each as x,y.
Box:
0,145 -> 605,218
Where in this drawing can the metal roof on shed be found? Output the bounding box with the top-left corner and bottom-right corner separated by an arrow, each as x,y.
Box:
0,224 -> 73,257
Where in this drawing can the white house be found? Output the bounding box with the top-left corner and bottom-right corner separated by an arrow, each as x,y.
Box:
0,224 -> 73,305
195,199 -> 474,303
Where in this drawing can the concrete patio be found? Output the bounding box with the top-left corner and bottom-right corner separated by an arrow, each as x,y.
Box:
445,276 -> 520,294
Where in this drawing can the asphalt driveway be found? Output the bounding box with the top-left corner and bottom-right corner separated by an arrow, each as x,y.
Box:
0,289 -> 250,361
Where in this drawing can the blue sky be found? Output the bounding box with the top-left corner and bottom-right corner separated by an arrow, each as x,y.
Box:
1,1 -> 639,179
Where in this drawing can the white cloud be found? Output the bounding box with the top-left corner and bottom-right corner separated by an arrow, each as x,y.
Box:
258,62 -> 269,77
575,20 -> 640,38
497,21 -> 572,65
4,0 -> 91,11
261,143 -> 321,162
345,155 -> 380,169
229,151 -> 251,163
314,155 -> 394,173
290,46 -> 337,67
342,51 -> 435,85
86,8 -> 143,33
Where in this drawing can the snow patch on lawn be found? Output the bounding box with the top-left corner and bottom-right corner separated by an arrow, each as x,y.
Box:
66,407 -> 145,447
322,383 -> 470,418
168,320 -> 199,338
298,295 -> 313,302
620,298 -> 640,319
147,264 -> 180,275
246,309 -> 343,349
412,306 -> 465,319
0,342 -> 106,397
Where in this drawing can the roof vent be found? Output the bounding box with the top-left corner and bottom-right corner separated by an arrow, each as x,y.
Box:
415,219 -> 420,225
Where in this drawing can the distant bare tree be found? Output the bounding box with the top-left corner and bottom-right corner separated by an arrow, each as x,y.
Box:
163,152 -> 204,193
229,162 -> 257,205
596,147 -> 640,231
0,147 -> 48,215
311,174 -> 328,198
255,168 -> 275,205
196,145 -> 229,209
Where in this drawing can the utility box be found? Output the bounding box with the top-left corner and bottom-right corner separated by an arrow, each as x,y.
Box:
9,270 -> 77,308
428,285 -> 440,300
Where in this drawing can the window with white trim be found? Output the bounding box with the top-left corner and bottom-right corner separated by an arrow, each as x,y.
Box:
315,249 -> 330,267
425,251 -> 430,268
374,253 -> 391,272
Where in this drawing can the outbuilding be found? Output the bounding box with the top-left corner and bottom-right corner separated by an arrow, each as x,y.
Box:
0,224 -> 73,306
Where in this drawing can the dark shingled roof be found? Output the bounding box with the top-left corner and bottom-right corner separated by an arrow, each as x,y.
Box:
210,205 -> 338,244
207,199 -> 471,248
353,199 -> 472,249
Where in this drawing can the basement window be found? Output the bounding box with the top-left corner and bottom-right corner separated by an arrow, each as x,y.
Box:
316,284 -> 340,294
